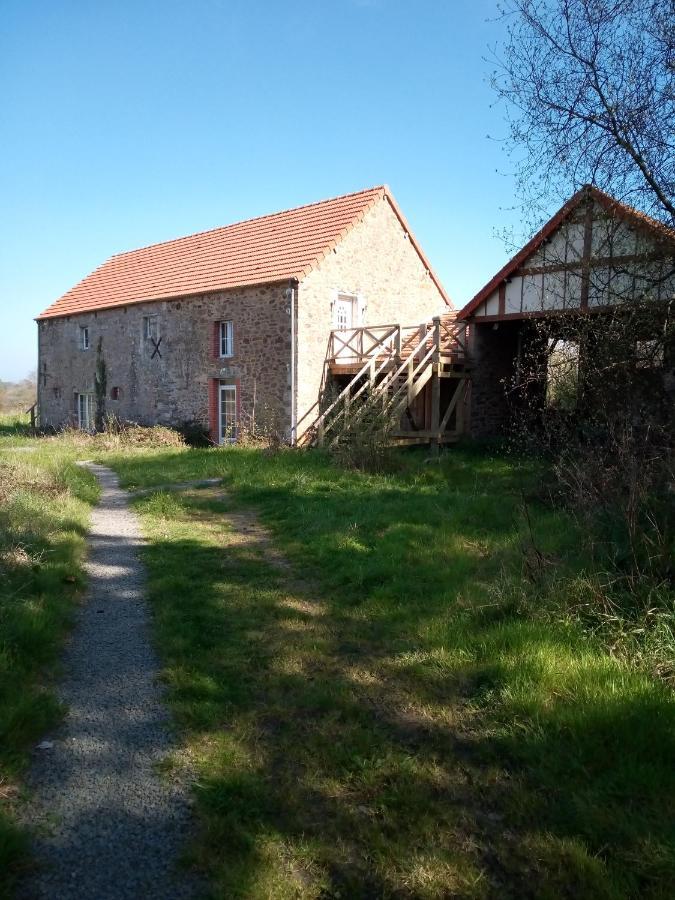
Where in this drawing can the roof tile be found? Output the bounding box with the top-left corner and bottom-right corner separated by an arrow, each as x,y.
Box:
38,187 -> 390,319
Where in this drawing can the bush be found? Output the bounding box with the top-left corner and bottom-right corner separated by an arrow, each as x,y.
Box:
329,395 -> 400,474
175,420 -> 211,448
506,301 -> 675,675
59,418 -> 186,450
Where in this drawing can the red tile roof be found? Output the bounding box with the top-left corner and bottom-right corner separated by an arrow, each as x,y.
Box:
38,185 -> 450,319
458,185 -> 675,320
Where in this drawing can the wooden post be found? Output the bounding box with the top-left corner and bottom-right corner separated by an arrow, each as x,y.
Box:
455,380 -> 466,436
433,316 -> 441,357
580,190 -> 594,311
431,317 -> 441,442
394,326 -> 401,358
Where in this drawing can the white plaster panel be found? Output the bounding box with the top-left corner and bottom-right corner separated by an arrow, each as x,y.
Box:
566,223 -> 586,261
521,273 -> 544,311
505,278 -> 522,313
565,271 -> 583,308
542,271 -> 566,310
610,222 -> 637,256
544,229 -> 568,267
588,266 -> 612,307
484,291 -> 500,315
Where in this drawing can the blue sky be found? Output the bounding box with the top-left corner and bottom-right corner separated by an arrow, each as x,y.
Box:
1,0 -> 524,381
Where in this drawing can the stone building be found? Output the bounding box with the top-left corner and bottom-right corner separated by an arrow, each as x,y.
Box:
37,186 -> 450,443
457,185 -> 675,438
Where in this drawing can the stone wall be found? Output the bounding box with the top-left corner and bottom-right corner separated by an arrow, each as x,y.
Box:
295,195 -> 450,436
37,283 -> 292,438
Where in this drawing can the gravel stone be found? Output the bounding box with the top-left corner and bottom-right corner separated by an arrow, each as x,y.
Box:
17,464 -> 200,900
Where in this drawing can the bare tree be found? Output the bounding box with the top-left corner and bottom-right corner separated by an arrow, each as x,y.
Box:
492,0 -> 675,230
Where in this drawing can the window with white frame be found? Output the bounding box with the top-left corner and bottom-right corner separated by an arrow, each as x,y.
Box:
77,393 -> 95,430
219,383 -> 237,443
219,320 -> 234,358
80,326 -> 90,350
143,315 -> 159,341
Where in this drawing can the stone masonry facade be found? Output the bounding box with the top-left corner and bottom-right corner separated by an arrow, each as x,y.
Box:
38,283 -> 292,439
296,196 -> 449,436
38,195 -> 449,442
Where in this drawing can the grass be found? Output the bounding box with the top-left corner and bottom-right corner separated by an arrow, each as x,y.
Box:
0,415 -> 98,892
104,444 -> 675,899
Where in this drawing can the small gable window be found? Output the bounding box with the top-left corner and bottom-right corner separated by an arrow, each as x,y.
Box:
143,315 -> 159,341
219,320 -> 234,358
80,326 -> 90,350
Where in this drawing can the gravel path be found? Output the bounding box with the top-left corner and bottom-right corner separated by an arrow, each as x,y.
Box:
17,463 -> 199,900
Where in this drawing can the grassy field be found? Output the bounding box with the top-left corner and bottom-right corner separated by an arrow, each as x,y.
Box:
0,417 -> 98,889
104,444 -> 675,899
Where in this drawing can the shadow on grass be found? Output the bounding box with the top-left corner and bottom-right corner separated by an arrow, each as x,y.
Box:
134,472 -> 675,899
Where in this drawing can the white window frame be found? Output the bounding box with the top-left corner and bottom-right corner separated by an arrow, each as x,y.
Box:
218,383 -> 238,443
80,326 -> 90,350
143,315 -> 159,341
332,292 -> 365,330
219,320 -> 234,358
77,392 -> 95,430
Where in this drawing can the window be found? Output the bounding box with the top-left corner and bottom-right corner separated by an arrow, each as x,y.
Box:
143,315 -> 159,341
80,326 -> 90,350
333,294 -> 356,330
332,293 -> 365,330
219,383 -> 238,443
219,320 -> 234,358
110,386 -> 121,400
77,393 -> 95,430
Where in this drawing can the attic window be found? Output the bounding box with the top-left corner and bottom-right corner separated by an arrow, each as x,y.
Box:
219,321 -> 234,358
143,315 -> 159,341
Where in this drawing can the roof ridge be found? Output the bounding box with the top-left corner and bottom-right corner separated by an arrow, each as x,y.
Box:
109,185 -> 386,260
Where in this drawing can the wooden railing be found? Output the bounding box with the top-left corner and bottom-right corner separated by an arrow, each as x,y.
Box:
327,317 -> 468,366
328,324 -> 399,363
299,315 -> 470,447
25,402 -> 38,430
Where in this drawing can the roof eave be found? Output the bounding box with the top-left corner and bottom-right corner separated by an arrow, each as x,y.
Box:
35,276 -> 294,322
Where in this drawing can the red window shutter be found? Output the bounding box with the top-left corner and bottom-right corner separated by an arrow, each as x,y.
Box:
209,379 -> 219,444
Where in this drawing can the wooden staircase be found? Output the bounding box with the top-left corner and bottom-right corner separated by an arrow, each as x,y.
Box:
298,313 -> 471,447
